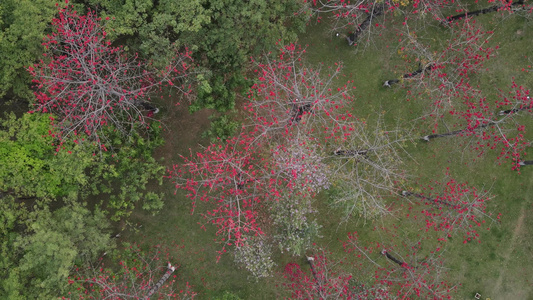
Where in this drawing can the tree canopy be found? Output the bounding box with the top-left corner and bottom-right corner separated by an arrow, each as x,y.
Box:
0,0 -> 58,100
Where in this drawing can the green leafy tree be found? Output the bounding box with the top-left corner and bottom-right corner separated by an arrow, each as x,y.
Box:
0,0 -> 58,100
0,113 -> 92,199
75,0 -> 310,111
202,114 -> 240,142
191,72 -> 250,113
1,201 -> 114,299
87,122 -> 165,220
188,0 -> 309,111
0,194 -> 27,299
0,112 -> 165,219
76,0 -> 210,66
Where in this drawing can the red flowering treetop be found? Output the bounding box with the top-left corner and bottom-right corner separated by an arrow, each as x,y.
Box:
310,0 -> 531,47
308,0 -> 460,48
171,44 -> 350,261
394,19 -> 533,169
442,82 -> 532,169
397,20 -> 497,129
308,0 -> 392,47
170,133 -> 271,257
171,44 -> 417,266
420,79 -> 532,169
401,176 -> 496,244
28,7 -> 192,149
492,82 -> 533,169
170,131 -> 331,260
282,249 -> 390,299
67,242 -> 196,299
245,43 -> 351,141
345,229 -> 457,299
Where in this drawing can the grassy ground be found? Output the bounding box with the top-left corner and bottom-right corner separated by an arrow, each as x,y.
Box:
119,6 -> 533,299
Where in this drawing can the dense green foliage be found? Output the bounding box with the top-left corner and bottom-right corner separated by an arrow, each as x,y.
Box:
88,122 -> 166,219
0,111 -> 165,296
80,0 -> 308,67
75,0 -> 309,111
0,199 -> 113,299
192,72 -> 251,113
0,0 -> 58,100
0,112 -> 165,219
0,113 -> 91,199
202,114 -> 241,142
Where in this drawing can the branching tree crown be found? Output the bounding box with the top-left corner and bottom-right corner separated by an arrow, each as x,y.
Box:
28,6 -> 192,149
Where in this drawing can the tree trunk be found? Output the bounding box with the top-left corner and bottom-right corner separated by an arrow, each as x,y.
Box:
498,100 -> 532,115
421,122 -> 492,141
445,0 -> 525,22
289,102 -> 312,125
401,191 -> 452,208
139,101 -> 159,114
381,250 -> 412,268
348,4 -> 385,45
383,63 -> 432,87
144,263 -> 176,300
333,148 -> 369,157
306,257 -> 318,281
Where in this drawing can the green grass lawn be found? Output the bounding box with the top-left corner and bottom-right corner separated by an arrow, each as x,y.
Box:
120,6 -> 533,299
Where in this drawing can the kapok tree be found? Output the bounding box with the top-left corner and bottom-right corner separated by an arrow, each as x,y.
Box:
245,45 -> 352,197
171,44 -> 350,263
420,81 -> 532,170
170,133 -> 272,258
282,249 -> 391,299
310,0 -> 467,47
28,6 -> 192,149
245,44 -> 352,141
271,136 -> 332,194
325,113 -> 412,220
248,43 -> 411,221
268,137 -> 329,256
171,130 -> 330,262
401,176 -> 496,244
392,19 -> 497,132
489,82 -> 532,170
283,251 -> 360,299
345,229 -> 457,299
67,242 -> 196,299
310,0 -> 389,47
443,0 -> 532,23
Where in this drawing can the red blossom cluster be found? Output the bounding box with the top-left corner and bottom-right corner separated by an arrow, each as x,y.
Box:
28,7 -> 192,149
344,230 -> 456,299
442,81 -> 532,169
170,44 -> 354,257
282,251 -> 390,299
402,177 -> 494,244
67,243 -> 196,299
399,20 -> 497,126
170,133 -> 273,256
